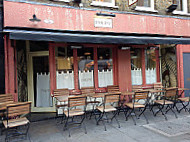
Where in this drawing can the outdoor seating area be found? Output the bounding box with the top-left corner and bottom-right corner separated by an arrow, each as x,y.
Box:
0,83 -> 190,141
51,83 -> 190,137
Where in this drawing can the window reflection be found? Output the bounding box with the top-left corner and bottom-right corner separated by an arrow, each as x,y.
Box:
145,48 -> 157,84
78,48 -> 94,88
131,48 -> 142,85
55,46 -> 74,89
98,48 -> 113,87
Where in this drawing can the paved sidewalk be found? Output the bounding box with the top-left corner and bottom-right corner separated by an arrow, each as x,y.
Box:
1,108 -> 190,142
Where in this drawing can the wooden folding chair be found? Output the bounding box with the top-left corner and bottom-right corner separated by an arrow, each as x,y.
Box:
96,92 -> 121,131
53,89 -> 69,115
107,85 -> 120,93
153,87 -> 178,120
124,90 -> 149,125
132,85 -> 143,92
153,82 -> 164,90
3,102 -> 31,142
177,88 -> 190,113
63,95 -> 87,137
81,87 -> 100,118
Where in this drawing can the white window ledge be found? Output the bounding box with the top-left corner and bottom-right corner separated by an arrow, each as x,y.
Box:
53,0 -> 70,2
135,6 -> 158,13
173,10 -> 190,16
91,1 -> 118,8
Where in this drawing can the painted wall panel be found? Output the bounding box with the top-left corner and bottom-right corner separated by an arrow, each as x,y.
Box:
4,1 -> 190,37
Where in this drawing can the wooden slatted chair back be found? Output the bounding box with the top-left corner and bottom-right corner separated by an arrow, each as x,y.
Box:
81,87 -> 95,95
134,91 -> 149,100
132,85 -> 143,92
153,82 -> 164,90
0,94 -> 14,104
7,102 -> 31,118
165,87 -> 178,97
105,92 -> 121,104
53,89 -> 69,97
107,85 -> 119,92
68,96 -> 87,108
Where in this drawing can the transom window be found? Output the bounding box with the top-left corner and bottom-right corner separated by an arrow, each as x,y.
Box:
135,0 -> 156,12
173,0 -> 190,14
91,0 -> 117,8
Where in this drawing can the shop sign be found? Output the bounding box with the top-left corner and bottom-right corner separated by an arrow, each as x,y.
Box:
94,18 -> 113,28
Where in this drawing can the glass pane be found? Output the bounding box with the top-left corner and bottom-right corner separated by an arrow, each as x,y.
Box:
174,0 -> 183,11
55,46 -> 74,89
78,48 -> 94,88
97,48 -> 113,87
137,0 -> 150,7
33,56 -> 52,107
145,49 -> 157,84
188,0 -> 190,13
30,41 -> 48,52
131,48 -> 142,85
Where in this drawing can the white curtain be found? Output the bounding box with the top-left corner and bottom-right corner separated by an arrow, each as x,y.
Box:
98,69 -> 113,87
146,68 -> 157,84
36,73 -> 52,107
79,70 -> 94,88
56,71 -> 74,89
131,68 -> 142,85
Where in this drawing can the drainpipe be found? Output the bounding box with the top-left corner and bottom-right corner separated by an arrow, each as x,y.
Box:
0,0 -> 5,93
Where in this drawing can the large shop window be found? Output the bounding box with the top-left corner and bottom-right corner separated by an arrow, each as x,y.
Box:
78,48 -> 94,88
55,46 -> 74,89
97,48 -> 113,87
131,49 -> 142,85
145,49 -> 157,84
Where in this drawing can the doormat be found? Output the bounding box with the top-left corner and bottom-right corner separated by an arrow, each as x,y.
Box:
143,116 -> 190,137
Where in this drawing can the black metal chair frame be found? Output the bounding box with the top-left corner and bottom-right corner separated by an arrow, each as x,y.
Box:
176,89 -> 190,113
124,91 -> 150,125
4,102 -> 31,142
152,88 -> 178,120
95,93 -> 121,131
63,96 -> 87,137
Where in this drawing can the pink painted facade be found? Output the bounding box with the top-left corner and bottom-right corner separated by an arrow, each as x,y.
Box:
3,1 -> 190,102
4,1 -> 190,37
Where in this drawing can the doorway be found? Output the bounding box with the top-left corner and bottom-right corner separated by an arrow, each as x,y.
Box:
27,51 -> 55,112
183,53 -> 190,97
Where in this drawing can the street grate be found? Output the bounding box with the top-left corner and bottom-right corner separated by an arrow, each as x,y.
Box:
143,116 -> 190,137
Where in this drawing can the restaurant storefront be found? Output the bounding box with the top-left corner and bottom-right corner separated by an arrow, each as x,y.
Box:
3,0 -> 190,112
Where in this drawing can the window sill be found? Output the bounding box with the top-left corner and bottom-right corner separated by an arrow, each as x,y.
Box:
172,11 -> 190,16
91,1 -> 118,8
53,0 -> 70,2
135,6 -> 158,13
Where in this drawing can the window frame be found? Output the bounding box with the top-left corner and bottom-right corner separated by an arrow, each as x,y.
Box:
91,0 -> 118,8
135,0 -> 158,13
173,0 -> 190,15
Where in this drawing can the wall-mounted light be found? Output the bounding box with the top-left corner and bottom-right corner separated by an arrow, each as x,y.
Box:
166,4 -> 178,12
29,14 -> 41,22
96,12 -> 116,17
70,45 -> 82,49
119,46 -> 131,50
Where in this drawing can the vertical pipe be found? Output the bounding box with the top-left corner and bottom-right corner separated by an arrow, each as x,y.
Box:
73,48 -> 79,90
94,47 -> 98,89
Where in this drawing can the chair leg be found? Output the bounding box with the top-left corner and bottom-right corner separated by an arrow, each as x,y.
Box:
111,110 -> 120,128
125,109 -> 136,125
166,104 -> 178,118
178,101 -> 190,113
139,107 -> 149,124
